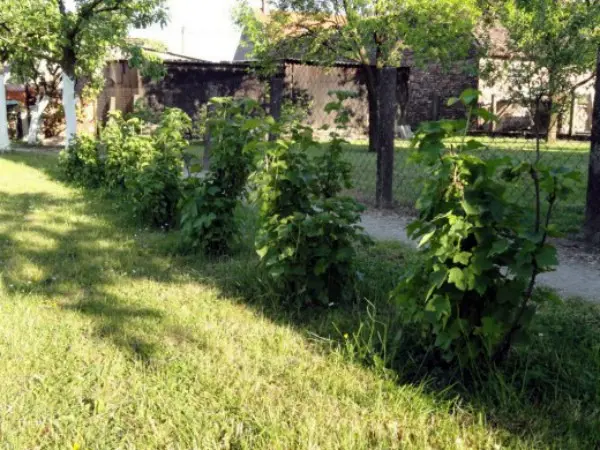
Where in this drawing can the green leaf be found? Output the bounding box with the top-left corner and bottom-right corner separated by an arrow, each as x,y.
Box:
448,268 -> 466,291
447,97 -> 460,107
489,239 -> 511,256
464,139 -> 486,151
452,252 -> 471,265
426,295 -> 452,320
535,245 -> 558,269
419,230 -> 436,248
481,316 -> 504,338
460,89 -> 480,106
461,199 -> 481,216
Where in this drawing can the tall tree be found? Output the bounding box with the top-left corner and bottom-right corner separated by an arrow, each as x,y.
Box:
490,0 -> 598,143
3,0 -> 168,147
583,0 -> 600,242
236,0 -> 480,153
585,46 -> 600,242
1,0 -> 71,147
54,0 -> 167,146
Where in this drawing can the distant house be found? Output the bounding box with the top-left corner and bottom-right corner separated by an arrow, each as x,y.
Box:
479,26 -> 595,136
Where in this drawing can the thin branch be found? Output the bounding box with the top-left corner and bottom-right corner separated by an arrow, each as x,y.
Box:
571,71 -> 596,91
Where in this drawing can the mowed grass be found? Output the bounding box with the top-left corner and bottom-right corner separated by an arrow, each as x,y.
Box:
1,152 -> 599,448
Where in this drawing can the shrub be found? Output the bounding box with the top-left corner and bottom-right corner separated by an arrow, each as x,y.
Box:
191,103 -> 208,142
391,89 -> 580,367
179,98 -> 269,254
254,92 -> 367,307
127,108 -> 191,228
59,134 -> 104,188
61,109 -> 191,228
130,97 -> 165,126
101,113 -> 152,192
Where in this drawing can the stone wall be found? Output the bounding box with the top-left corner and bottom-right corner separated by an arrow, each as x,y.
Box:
408,60 -> 479,125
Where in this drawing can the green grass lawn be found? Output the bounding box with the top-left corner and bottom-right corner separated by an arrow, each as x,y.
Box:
1,151 -> 599,448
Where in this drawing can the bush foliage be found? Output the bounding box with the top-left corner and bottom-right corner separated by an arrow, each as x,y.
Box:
391,89 -> 580,367
254,92 -> 368,307
179,98 -> 270,254
58,134 -> 104,188
60,108 -> 191,228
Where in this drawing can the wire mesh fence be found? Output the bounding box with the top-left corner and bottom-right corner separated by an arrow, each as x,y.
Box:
332,136 -> 589,234
275,62 -> 591,234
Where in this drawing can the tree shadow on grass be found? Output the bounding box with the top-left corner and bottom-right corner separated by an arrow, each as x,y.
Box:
3,151 -> 600,448
0,184 -> 174,363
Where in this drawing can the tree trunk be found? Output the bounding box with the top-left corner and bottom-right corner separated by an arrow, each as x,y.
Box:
584,47 -> 600,242
22,84 -> 32,141
62,73 -> 77,147
375,67 -> 397,209
27,95 -> 50,145
0,67 -> 10,151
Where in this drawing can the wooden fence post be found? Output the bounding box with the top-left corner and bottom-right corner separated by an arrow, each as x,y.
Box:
376,67 -> 397,209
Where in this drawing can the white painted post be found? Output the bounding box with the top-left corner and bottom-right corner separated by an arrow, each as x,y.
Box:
62,74 -> 77,147
0,67 -> 10,151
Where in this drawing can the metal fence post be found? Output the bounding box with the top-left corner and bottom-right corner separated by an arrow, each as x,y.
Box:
376,67 -> 397,209
203,103 -> 215,171
269,70 -> 285,141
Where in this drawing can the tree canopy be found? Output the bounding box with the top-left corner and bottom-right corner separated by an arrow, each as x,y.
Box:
1,0 -> 168,145
484,0 -> 599,139
237,0 -> 480,70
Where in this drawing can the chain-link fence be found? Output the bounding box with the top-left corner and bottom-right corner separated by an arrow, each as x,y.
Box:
333,136 -> 589,234
181,60 -> 592,235
277,62 -> 591,234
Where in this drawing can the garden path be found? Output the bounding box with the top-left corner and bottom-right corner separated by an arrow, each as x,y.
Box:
361,209 -> 600,302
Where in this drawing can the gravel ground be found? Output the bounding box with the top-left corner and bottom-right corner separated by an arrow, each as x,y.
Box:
361,209 -> 600,303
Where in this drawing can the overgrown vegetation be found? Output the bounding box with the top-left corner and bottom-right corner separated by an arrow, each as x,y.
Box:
390,90 -> 580,368
58,134 -> 105,188
129,108 -> 190,228
179,98 -> 269,254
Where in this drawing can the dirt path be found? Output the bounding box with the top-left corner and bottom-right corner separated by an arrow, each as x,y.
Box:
361,210 -> 600,303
